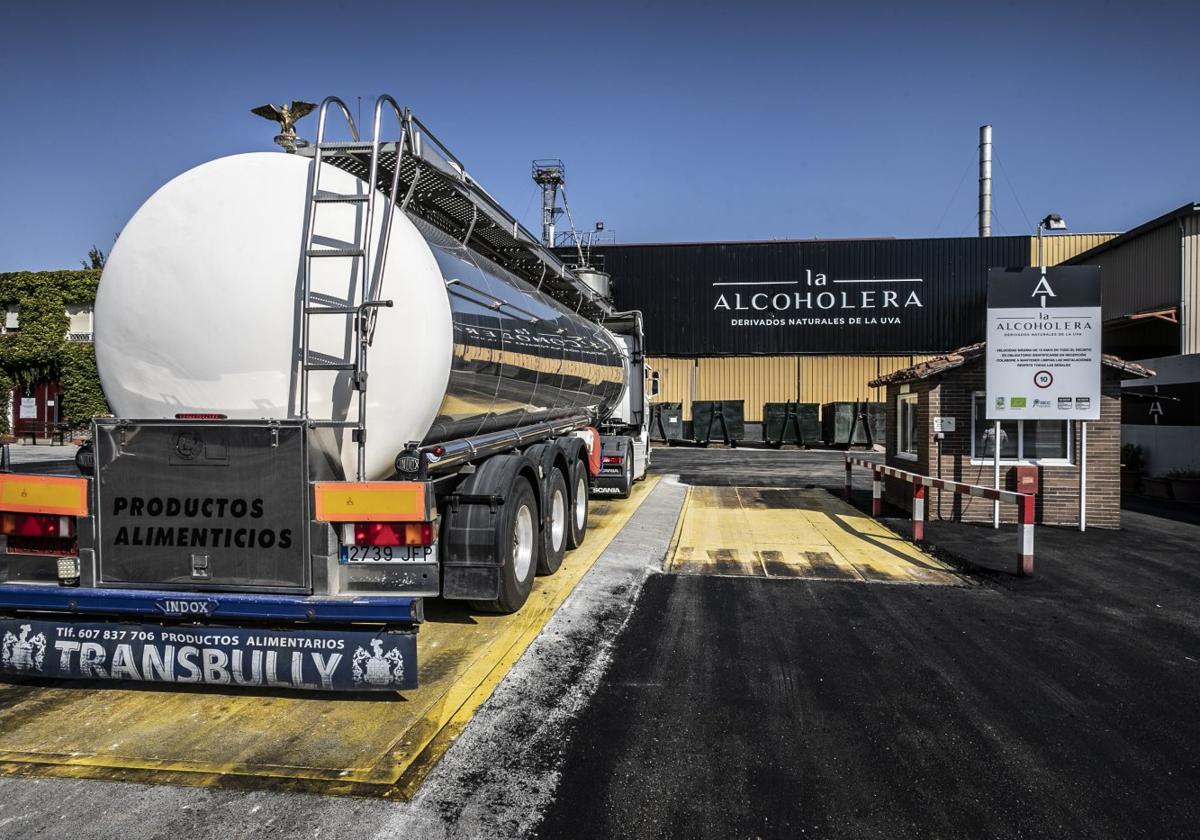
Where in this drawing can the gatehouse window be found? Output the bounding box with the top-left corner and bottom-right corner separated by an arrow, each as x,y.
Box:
897,392 -> 919,460
970,392 -> 1072,465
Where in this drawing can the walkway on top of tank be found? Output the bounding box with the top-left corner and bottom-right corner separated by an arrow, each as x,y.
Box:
299,97 -> 612,320
667,485 -> 962,585
0,480 -> 659,799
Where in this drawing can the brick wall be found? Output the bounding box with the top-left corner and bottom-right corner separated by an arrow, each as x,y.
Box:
882,363 -> 1123,528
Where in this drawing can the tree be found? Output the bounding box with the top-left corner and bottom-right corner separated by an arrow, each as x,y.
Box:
82,245 -> 106,270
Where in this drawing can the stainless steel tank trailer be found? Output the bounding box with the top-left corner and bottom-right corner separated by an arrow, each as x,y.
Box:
0,96 -> 653,692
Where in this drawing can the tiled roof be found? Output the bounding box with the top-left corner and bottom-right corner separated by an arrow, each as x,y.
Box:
868,341 -> 1155,387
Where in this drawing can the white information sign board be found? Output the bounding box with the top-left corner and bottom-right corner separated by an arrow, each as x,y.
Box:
18,397 -> 36,419
986,267 -> 1102,421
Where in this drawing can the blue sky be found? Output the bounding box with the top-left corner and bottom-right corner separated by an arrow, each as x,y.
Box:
1,0 -> 1197,269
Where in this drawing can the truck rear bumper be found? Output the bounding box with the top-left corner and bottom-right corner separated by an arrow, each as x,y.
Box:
0,583 -> 422,625
0,585 -> 421,692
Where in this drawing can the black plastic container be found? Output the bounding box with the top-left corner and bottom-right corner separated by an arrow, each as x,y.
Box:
762,402 -> 821,446
692,400 -> 745,445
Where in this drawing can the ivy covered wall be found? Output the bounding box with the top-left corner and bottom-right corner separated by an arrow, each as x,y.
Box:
0,270 -> 108,434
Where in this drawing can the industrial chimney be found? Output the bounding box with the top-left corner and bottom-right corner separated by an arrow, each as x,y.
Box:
978,125 -> 992,238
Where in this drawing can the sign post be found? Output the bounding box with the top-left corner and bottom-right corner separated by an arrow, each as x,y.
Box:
986,267 -> 1102,531
993,420 -> 1001,528
1080,422 -> 1088,530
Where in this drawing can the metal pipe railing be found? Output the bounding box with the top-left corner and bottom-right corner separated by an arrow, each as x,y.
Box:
423,416 -> 592,473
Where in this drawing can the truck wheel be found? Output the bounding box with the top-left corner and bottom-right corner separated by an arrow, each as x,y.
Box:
566,458 -> 588,550
472,476 -> 538,614
537,467 -> 568,575
615,443 -> 634,499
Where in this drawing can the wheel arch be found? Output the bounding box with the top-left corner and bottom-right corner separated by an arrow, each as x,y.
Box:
441,451 -> 541,560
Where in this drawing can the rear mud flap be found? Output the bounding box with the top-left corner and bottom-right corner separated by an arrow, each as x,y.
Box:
441,566 -> 501,600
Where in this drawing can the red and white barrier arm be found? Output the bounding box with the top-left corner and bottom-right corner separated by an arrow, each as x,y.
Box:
845,456 -> 1035,577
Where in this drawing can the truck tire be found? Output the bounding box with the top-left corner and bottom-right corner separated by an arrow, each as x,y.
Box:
566,457 -> 588,550
615,442 -> 634,499
472,476 -> 538,614
537,467 -> 568,575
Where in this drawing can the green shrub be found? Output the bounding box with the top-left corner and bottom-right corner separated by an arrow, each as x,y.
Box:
59,342 -> 109,429
0,371 -> 12,436
0,270 -> 109,430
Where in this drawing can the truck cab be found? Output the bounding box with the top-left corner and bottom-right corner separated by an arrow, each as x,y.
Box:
592,312 -> 655,498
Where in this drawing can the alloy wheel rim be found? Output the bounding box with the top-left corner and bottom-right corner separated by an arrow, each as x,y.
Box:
513,503 -> 534,580
574,474 -> 587,531
550,486 -> 566,550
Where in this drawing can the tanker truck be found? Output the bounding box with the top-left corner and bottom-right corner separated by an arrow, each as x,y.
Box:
0,96 -> 651,691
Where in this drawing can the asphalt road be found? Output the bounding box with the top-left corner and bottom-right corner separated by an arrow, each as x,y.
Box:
1,446 -> 1196,838
534,448 -> 1200,839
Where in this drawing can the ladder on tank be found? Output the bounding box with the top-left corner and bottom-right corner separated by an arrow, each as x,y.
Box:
297,96 -> 407,480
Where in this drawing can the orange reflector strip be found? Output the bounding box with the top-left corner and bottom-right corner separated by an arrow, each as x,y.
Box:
313,481 -> 431,523
0,474 -> 89,517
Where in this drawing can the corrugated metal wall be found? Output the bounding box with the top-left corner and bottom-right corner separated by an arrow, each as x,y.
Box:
1069,223 -> 1181,319
697,357 -> 798,420
797,356 -> 935,405
797,356 -> 875,405
649,355 -> 937,421
1184,215 -> 1200,354
648,357 -> 696,417
1032,233 -> 1119,266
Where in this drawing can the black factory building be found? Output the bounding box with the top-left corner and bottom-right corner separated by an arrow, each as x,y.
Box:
565,232 -> 1151,426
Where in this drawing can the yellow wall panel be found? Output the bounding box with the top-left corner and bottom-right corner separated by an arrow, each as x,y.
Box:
695,357 -> 800,421
646,357 -> 696,418
648,354 -> 947,423
799,356 -> 937,404
799,356 -> 876,404
1029,233 -> 1118,266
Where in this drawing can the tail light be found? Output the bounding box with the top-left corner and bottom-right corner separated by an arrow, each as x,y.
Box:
345,521 -> 436,547
2,513 -> 78,558
602,455 -> 624,465
0,513 -> 73,538
0,475 -> 87,563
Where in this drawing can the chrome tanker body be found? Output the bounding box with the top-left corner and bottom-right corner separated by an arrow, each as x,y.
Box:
95,152 -> 627,480
0,98 -> 651,693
